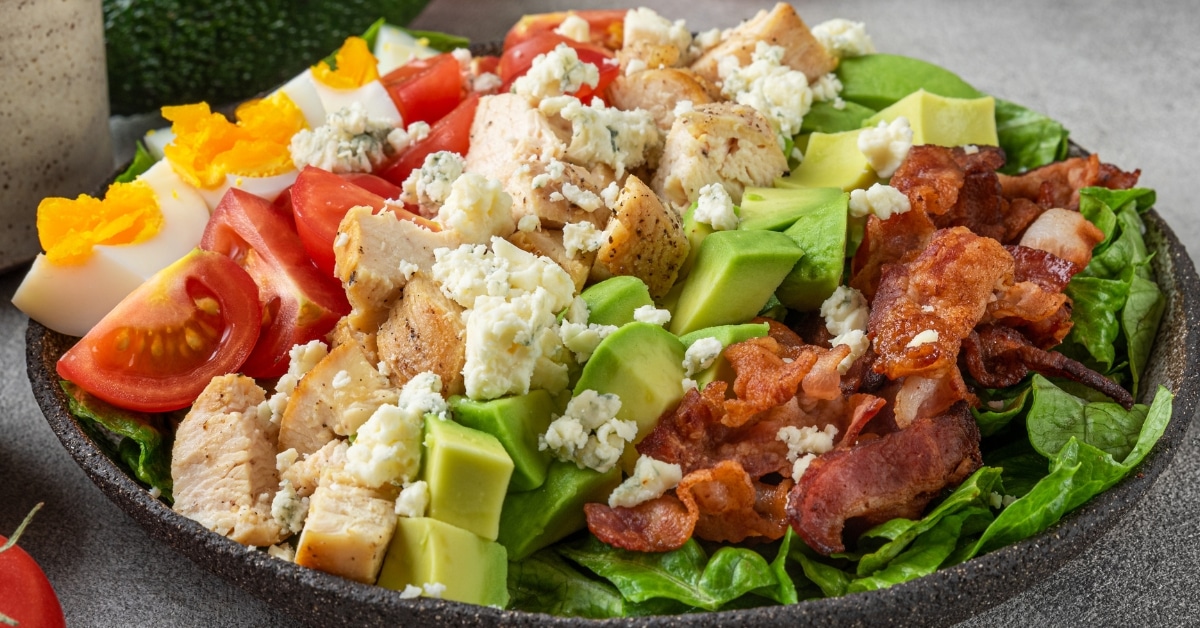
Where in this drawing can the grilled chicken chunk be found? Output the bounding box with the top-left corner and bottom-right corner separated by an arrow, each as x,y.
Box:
377,273 -> 467,396
278,341 -> 398,455
506,158 -> 613,229
172,374 -> 284,547
606,68 -> 719,132
294,468 -> 398,584
591,175 -> 688,299
652,102 -> 787,210
690,2 -> 836,85
334,205 -> 462,334
509,227 -> 595,292
465,93 -> 569,184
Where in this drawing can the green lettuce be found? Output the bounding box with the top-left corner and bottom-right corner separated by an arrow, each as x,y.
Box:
965,382 -> 1172,556
61,382 -> 173,501
993,99 -> 1070,174
113,141 -> 158,184
555,535 -> 788,611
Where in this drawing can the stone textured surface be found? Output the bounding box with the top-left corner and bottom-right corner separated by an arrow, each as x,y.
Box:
2,0 -> 1198,626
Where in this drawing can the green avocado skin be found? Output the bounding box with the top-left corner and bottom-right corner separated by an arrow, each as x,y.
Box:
104,0 -> 430,115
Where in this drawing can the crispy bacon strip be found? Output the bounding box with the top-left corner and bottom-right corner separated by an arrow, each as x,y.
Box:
850,208 -> 936,300
584,495 -> 694,553
1006,245 -> 1080,292
723,337 -> 819,427
889,144 -> 1010,242
998,153 -> 1140,211
870,227 -> 1014,380
585,460 -> 793,552
786,402 -> 982,555
961,324 -> 1134,408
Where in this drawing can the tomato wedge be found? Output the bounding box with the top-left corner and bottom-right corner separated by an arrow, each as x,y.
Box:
382,53 -> 464,126
379,92 -> 480,188
200,188 -> 350,378
503,10 -> 627,51
57,248 -> 262,413
289,166 -> 438,277
339,172 -> 403,200
498,32 -> 619,103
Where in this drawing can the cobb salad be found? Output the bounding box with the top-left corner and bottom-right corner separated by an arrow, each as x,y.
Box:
15,3 -> 1173,617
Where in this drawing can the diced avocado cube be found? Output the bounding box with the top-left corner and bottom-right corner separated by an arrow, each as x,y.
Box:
450,391 -> 555,493
776,129 -> 879,192
573,322 -> 686,448
668,230 -> 804,336
776,191 -> 850,311
738,186 -> 846,232
579,276 -> 654,327
836,53 -> 984,110
377,517 -> 508,607
422,417 -> 513,541
681,204 -> 714,280
865,89 -> 998,148
497,461 -> 622,561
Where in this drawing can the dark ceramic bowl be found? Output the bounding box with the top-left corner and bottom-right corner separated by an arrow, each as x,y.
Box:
26,205 -> 1200,626
24,129 -> 1200,626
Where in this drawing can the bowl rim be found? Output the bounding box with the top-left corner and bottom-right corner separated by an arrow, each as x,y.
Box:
23,165 -> 1200,626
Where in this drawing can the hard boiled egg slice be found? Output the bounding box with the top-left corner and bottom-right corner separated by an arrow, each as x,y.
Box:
196,170 -> 299,209
374,24 -> 438,75
276,69 -> 327,130
312,79 -> 401,126
13,160 -> 211,337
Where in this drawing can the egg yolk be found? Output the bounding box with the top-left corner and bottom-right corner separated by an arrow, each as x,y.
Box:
37,180 -> 162,266
311,36 -> 381,89
162,92 -> 306,189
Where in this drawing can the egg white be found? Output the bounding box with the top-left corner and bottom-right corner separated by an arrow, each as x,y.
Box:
374,24 -> 438,75
197,169 -> 299,209
13,160 -> 212,337
312,79 -> 403,126
276,69 -> 328,130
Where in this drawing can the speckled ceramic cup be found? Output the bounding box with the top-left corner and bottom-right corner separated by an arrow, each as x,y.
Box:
0,0 -> 112,272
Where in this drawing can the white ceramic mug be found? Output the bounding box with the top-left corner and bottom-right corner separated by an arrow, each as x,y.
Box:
0,0 -> 113,272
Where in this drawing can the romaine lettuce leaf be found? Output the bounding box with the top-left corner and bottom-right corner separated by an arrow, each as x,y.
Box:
61,381 -> 173,501
557,536 -> 782,611
966,384 -> 1172,556
1026,375 -> 1148,461
993,99 -> 1070,174
114,141 -> 158,184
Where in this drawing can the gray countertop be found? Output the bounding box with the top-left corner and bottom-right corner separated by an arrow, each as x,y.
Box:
2,0 -> 1198,625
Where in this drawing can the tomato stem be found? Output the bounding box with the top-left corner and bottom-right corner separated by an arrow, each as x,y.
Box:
0,502 -> 44,554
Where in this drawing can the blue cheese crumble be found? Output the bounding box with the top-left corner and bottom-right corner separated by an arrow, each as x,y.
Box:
858,117 -> 913,178
540,389 -> 636,473
820,286 -> 870,374
290,102 -> 412,174
693,183 -> 739,231
848,183 -> 912,220
608,454 -> 683,508
812,19 -> 877,60
718,41 -> 813,143
512,43 -> 600,103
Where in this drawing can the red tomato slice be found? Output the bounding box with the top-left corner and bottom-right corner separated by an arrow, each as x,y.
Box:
498,32 -> 619,102
0,508 -> 65,628
382,53 -> 464,126
503,10 -> 627,51
200,188 -> 350,378
472,55 -> 501,77
379,92 -> 480,188
289,166 -> 439,277
57,248 -> 262,413
340,172 -> 402,200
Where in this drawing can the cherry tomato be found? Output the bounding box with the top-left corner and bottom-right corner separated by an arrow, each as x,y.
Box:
57,248 -> 262,412
503,10 -> 627,51
498,32 -> 619,102
289,166 -> 438,277
382,53 -> 464,126
379,92 -> 480,188
200,188 -> 350,378
472,55 -> 501,78
0,505 -> 65,628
